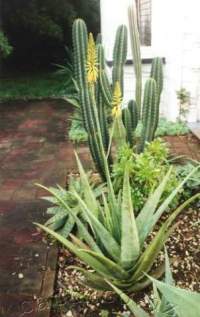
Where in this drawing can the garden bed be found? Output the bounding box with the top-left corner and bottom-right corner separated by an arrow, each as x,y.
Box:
48,132 -> 200,317
51,205 -> 200,317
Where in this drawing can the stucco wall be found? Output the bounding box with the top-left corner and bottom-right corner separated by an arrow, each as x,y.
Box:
100,0 -> 200,122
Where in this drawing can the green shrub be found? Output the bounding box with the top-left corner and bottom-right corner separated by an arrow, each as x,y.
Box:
69,112 -> 88,143
176,162 -> 200,199
0,31 -> 13,58
112,139 -> 179,212
156,118 -> 189,136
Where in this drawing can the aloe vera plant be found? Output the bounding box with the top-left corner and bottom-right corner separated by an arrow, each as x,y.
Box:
36,157 -> 200,292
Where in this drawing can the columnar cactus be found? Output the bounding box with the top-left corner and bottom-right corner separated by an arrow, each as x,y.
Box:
98,44 -> 112,107
122,100 -> 138,146
139,78 -> 157,152
150,57 -> 164,133
112,25 -> 128,95
72,19 -> 111,180
128,4 -> 142,117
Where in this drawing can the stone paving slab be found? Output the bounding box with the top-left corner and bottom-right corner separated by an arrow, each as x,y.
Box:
0,100 -> 73,317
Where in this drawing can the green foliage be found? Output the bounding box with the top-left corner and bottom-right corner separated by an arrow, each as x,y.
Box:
3,0 -> 100,68
112,139 -> 179,212
69,113 -> 88,143
176,162 -> 200,198
36,155 -> 200,292
0,72 -> 72,102
176,88 -> 190,105
0,31 -> 13,58
176,88 -> 191,120
155,118 -> 189,136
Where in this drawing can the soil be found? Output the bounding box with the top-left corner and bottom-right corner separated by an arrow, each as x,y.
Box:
50,205 -> 200,317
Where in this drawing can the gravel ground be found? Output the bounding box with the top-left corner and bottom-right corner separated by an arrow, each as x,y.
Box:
51,206 -> 200,317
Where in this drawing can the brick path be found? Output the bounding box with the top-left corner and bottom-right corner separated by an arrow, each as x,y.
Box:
0,100 -> 82,317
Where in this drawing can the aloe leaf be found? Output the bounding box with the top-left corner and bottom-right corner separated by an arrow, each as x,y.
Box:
37,184 -> 100,253
136,168 -> 172,244
75,152 -> 99,216
121,169 -> 140,269
164,247 -> 174,286
70,190 -> 121,262
106,281 -> 149,317
46,206 -> 63,215
69,266 -> 111,291
149,277 -> 200,317
148,166 -> 200,234
81,249 -> 129,280
132,192 -> 200,282
101,192 -> 113,233
47,216 -> 67,231
127,261 -> 166,293
35,223 -> 118,278
58,215 -> 75,238
45,209 -> 68,227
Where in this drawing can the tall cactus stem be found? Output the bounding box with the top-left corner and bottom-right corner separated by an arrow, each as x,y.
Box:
128,4 -> 142,117
139,78 -> 157,152
112,25 -> 128,96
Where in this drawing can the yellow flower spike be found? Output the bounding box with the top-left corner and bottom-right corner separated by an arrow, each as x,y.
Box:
112,82 -> 122,118
87,33 -> 98,84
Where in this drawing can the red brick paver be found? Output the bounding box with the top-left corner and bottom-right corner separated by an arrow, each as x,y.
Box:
0,100 -> 75,317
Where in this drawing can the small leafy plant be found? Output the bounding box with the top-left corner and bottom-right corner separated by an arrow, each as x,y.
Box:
112,139 -> 179,212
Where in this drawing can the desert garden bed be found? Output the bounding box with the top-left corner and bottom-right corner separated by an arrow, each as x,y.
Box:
51,204 -> 200,317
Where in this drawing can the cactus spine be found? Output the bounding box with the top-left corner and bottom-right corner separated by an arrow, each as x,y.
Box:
139,78 -> 157,152
150,57 -> 164,133
128,4 -> 142,117
122,100 -> 138,146
112,25 -> 128,95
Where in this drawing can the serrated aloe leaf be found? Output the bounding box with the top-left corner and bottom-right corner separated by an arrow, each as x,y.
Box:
149,277 -> 200,317
121,169 -> 140,269
81,249 -> 129,280
164,247 -> 174,286
45,209 -> 68,227
149,166 -> 200,234
70,191 -> 121,262
35,223 -> 118,279
75,152 -> 99,216
37,185 -> 101,253
69,266 -> 111,291
58,215 -> 75,238
136,168 -> 172,244
132,192 -> 200,282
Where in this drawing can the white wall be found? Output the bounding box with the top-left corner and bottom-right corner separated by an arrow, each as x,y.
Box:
100,0 -> 200,122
